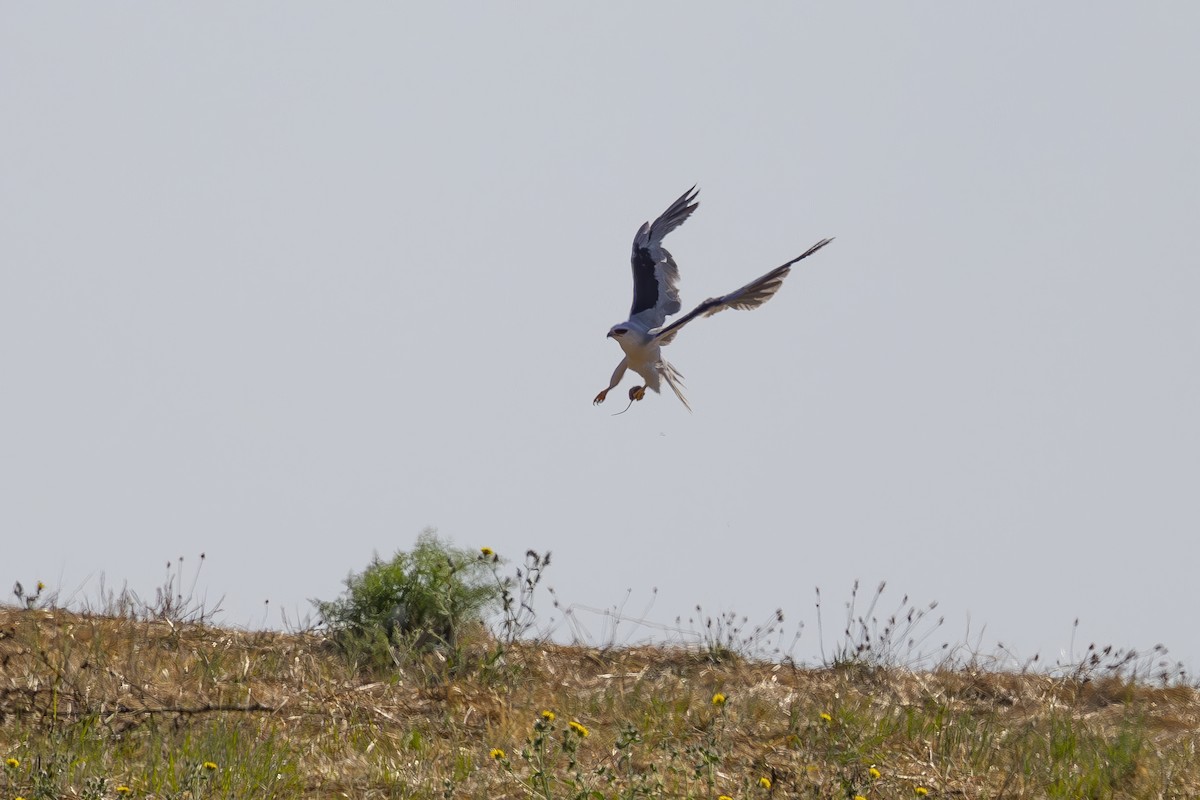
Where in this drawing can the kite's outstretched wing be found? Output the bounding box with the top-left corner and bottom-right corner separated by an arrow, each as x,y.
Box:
653,237 -> 834,346
628,186 -> 699,329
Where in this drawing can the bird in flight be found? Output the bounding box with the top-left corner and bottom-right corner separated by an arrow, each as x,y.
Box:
593,186 -> 832,411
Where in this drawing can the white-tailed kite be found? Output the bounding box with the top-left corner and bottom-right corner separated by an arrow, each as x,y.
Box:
593,186 -> 832,411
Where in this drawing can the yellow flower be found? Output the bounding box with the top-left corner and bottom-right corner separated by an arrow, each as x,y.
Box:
202,761 -> 218,771
36,581 -> 45,592
915,788 -> 929,797
541,710 -> 556,722
568,720 -> 589,737
711,692 -> 727,706
5,757 -> 18,768
819,712 -> 832,723
718,796 -> 733,800
758,776 -> 771,789
116,787 -> 132,795
855,796 -> 867,800
489,748 -> 505,760
869,766 -> 881,780
480,547 -> 494,557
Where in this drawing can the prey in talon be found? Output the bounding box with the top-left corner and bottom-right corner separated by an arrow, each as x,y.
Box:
593,186 -> 833,412
608,385 -> 647,417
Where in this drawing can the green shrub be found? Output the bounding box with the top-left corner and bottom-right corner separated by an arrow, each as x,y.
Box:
313,530 -> 498,671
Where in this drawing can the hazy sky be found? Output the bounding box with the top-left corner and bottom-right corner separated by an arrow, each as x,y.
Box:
3,5 -> 1198,671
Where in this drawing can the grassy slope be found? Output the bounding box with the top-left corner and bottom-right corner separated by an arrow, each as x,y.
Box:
1,606 -> 1197,799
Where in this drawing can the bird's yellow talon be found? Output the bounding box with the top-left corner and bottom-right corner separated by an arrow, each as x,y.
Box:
629,386 -> 646,401
593,390 -> 608,405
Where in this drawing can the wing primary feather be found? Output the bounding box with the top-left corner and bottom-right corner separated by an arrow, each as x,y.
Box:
652,236 -> 834,345
645,185 -> 699,242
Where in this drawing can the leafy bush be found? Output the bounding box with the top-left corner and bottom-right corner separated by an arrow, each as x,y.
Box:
313,530 -> 498,671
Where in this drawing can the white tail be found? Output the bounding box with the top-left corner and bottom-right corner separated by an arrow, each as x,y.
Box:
658,360 -> 691,412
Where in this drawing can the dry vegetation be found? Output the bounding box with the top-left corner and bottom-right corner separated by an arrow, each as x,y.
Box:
1,605 -> 1198,800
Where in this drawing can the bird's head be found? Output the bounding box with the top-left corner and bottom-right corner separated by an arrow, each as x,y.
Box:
607,325 -> 630,340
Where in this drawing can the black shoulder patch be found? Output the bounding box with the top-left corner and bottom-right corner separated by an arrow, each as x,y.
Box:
630,245 -> 660,316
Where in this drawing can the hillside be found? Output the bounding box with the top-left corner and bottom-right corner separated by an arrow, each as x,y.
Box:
1,606 -> 1197,799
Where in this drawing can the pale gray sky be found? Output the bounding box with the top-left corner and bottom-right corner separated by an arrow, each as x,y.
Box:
3,5 -> 1198,670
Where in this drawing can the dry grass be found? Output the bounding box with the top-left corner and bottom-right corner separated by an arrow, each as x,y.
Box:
1,605 -> 1198,799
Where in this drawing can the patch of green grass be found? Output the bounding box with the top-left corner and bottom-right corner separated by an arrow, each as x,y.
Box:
312,530 -> 500,673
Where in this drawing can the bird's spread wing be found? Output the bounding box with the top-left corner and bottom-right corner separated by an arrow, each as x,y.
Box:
629,186 -> 699,328
652,237 -> 834,346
